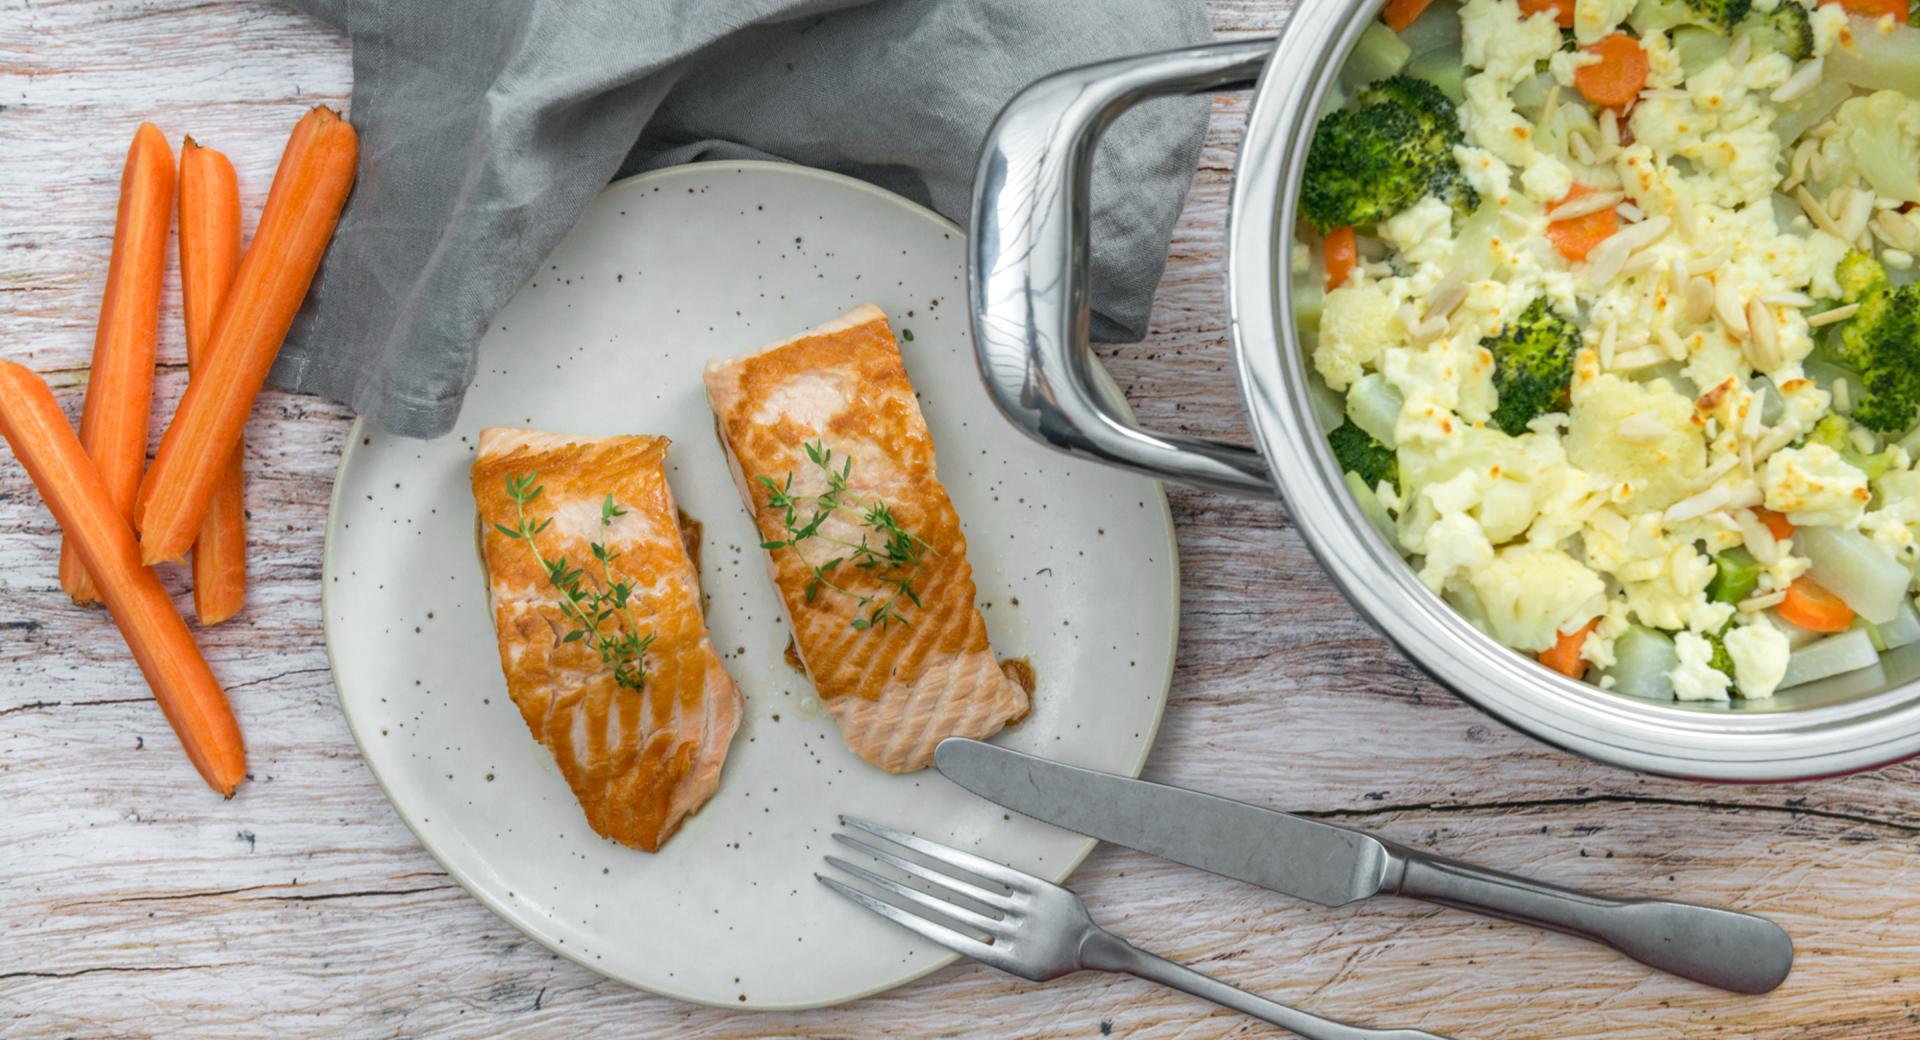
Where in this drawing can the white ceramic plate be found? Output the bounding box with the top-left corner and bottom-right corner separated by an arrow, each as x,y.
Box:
323,161 -> 1177,1010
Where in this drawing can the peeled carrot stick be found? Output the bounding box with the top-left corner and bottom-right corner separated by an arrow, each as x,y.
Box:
58,123 -> 175,604
0,362 -> 245,794
179,138 -> 247,625
135,106 -> 357,565
1323,226 -> 1358,291
1380,0 -> 1435,31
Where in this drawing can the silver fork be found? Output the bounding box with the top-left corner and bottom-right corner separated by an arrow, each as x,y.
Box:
820,817 -> 1452,1040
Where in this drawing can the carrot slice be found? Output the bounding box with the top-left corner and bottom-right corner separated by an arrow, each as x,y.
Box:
179,138 -> 247,625
57,123 -> 175,605
1381,0 -> 1436,31
1520,0 -> 1577,28
1324,226 -> 1358,291
1778,576 -> 1855,633
1822,0 -> 1907,20
1574,33 -> 1650,109
1539,617 -> 1601,679
1546,184 -> 1621,263
0,362 -> 245,794
135,106 -> 357,565
1754,507 -> 1795,541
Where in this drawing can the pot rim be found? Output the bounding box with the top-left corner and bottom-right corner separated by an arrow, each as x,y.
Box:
1222,0 -> 1920,781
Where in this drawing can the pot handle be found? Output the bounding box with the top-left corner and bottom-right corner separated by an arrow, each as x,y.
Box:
969,38 -> 1279,498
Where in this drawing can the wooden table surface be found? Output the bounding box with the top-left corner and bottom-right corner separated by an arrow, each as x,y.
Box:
4,2 -> 1918,1037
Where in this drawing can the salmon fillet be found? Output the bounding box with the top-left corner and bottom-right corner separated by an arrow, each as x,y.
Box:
471,428 -> 741,851
704,304 -> 1029,773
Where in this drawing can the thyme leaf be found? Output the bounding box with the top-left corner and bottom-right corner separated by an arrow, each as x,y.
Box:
499,473 -> 655,690
755,440 -> 937,630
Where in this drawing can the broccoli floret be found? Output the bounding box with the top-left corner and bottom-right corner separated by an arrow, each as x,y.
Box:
1836,250 -> 1890,305
1329,420 -> 1399,491
1358,78 -> 1483,221
1484,298 -> 1581,436
1680,0 -> 1753,30
1303,76 -> 1475,230
1739,1 -> 1812,61
1358,76 -> 1463,151
1830,280 -> 1920,433
1632,0 -> 1751,33
1704,631 -> 1736,679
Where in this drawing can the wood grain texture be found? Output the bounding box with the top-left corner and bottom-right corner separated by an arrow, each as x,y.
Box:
2,1 -> 1917,1037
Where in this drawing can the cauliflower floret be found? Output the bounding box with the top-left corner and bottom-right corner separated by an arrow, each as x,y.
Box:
1671,632 -> 1733,701
1463,76 -> 1541,168
1461,0 -> 1565,84
1418,509 -> 1498,594
1630,59 -> 1784,207
1724,622 -> 1791,699
1454,145 -> 1516,207
1467,543 -> 1608,652
1381,328 -> 1499,446
1520,153 -> 1574,203
1818,91 -> 1920,205
1573,0 -> 1635,44
1633,541 -> 1729,631
1314,279 -> 1406,391
1379,197 -> 1458,288
1763,444 -> 1870,527
1810,2 -> 1849,57
1398,425 -> 1570,547
1580,598 -> 1636,670
1567,373 -> 1706,512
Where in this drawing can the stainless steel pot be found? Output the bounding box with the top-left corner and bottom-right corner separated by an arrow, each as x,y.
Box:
967,10 -> 1920,781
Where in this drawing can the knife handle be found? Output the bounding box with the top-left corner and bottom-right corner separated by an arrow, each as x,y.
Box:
1388,849 -> 1793,994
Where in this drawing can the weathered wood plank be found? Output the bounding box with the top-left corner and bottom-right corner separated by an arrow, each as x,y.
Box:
3,1 -> 1918,1037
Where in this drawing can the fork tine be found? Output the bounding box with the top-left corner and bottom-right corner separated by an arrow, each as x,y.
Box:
831,832 -> 1013,911
817,874 -> 995,958
839,816 -> 1033,890
824,855 -> 1006,937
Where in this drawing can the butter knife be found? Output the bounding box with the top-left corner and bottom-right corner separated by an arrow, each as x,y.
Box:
935,739 -> 1793,995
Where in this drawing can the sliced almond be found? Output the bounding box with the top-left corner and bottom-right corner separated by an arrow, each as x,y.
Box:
1809,302 -> 1861,327
1715,279 -> 1749,340
1550,189 -> 1627,221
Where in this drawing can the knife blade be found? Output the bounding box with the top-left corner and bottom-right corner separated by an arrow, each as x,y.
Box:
934,737 -> 1394,906
934,737 -> 1796,994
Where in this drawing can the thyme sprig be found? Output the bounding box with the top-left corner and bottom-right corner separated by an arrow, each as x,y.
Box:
495,473 -> 655,690
754,441 -> 937,630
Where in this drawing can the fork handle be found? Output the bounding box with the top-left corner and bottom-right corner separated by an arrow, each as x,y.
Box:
1080,931 -> 1453,1040
1389,849 -> 1793,994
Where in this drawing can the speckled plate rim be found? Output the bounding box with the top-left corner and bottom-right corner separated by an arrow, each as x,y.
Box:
319,160 -> 1179,1011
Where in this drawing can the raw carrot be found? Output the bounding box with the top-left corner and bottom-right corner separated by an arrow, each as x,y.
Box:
1324,226 -> 1358,291
1546,184 -> 1621,263
135,106 -> 357,565
1520,0 -> 1577,26
57,123 -> 175,605
179,138 -> 247,625
0,362 -> 244,795
1754,507 -> 1795,541
1539,617 -> 1601,679
1575,33 -> 1651,108
1822,0 -> 1907,20
1381,0 -> 1435,31
1778,576 -> 1855,633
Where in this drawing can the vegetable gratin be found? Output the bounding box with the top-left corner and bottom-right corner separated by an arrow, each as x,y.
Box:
1301,0 -> 1920,702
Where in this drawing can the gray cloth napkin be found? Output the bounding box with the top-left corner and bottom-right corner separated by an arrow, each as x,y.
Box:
276,0 -> 1212,438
